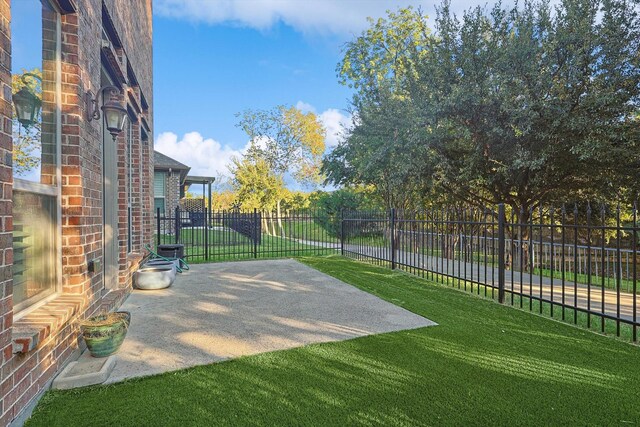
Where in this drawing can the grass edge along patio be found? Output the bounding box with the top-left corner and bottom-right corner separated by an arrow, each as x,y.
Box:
26,256 -> 640,426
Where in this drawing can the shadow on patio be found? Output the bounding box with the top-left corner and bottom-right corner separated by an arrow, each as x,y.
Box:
108,258 -> 435,383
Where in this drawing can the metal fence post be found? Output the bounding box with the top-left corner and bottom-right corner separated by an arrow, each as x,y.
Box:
175,206 -> 180,244
204,208 -> 209,260
340,210 -> 345,256
498,203 -> 506,303
253,208 -> 258,258
156,208 -> 161,246
391,208 -> 396,270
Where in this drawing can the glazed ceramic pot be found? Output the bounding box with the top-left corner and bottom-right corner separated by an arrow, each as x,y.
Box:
80,311 -> 131,358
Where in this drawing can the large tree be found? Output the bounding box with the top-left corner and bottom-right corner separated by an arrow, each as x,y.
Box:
338,7 -> 431,101
325,7 -> 436,210
230,157 -> 284,210
411,0 -> 640,218
236,105 -> 325,186
234,105 -> 326,233
323,86 -> 435,210
328,0 -> 640,218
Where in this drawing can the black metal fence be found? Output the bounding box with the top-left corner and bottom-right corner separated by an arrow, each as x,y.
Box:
342,204 -> 639,343
155,203 -> 639,343
156,208 -> 340,261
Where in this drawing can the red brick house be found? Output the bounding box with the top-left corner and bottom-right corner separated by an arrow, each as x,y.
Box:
0,0 -> 154,424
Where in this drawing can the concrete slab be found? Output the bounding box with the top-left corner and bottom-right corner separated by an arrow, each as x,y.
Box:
52,353 -> 116,390
108,259 -> 435,383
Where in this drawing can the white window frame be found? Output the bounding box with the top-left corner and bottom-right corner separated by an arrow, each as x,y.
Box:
13,0 -> 62,317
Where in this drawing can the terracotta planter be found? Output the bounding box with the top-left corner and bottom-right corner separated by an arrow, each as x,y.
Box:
80,311 -> 131,358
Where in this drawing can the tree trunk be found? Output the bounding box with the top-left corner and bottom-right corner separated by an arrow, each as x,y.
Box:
512,205 -> 531,272
270,211 -> 277,236
276,199 -> 284,238
442,229 -> 459,260
261,211 -> 270,236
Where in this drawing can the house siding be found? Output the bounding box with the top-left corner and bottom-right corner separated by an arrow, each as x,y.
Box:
0,1 -> 154,424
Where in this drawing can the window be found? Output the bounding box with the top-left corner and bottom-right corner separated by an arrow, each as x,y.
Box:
154,197 -> 165,216
11,0 -> 61,312
154,172 -> 165,217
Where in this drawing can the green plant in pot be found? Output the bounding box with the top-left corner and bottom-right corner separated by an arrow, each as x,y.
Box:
79,311 -> 131,358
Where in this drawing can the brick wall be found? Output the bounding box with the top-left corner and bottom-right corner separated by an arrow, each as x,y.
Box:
0,0 -> 153,424
166,173 -> 181,220
0,0 -> 14,422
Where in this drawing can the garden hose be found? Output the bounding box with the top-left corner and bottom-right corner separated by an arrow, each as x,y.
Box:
144,244 -> 190,273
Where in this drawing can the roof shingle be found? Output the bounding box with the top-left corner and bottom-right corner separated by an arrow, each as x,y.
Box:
154,151 -> 190,171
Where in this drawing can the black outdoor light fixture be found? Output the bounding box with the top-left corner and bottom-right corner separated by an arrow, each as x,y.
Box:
13,73 -> 42,129
86,85 -> 128,140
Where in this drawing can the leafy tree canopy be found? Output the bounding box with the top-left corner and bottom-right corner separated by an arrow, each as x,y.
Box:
229,157 -> 284,211
236,105 -> 326,187
327,0 -> 640,215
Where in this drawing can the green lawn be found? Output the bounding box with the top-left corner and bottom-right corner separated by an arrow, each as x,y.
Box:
157,228 -> 337,262
27,256 -> 640,426
394,263 -> 638,341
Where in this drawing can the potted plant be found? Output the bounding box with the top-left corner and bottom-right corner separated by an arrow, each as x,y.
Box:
79,311 -> 131,358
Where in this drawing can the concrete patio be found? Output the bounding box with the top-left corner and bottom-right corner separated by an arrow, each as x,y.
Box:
106,259 -> 435,383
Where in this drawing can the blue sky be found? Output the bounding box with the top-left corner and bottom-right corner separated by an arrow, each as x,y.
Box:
152,13 -> 356,187
151,0 -> 488,185
152,14 -> 356,186
12,0 -> 494,188
153,17 -> 353,145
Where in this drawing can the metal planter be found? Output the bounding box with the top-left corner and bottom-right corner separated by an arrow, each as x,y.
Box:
134,262 -> 177,290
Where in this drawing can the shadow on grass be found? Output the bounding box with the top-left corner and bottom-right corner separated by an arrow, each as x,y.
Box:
27,256 -> 640,427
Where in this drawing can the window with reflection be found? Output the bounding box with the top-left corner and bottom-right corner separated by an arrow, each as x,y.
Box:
11,0 -> 60,311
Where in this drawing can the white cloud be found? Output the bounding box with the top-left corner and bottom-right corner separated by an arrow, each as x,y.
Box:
296,101 -> 352,150
295,101 -> 351,148
295,100 -> 315,114
154,0 -> 499,35
154,106 -> 348,187
154,131 -> 243,178
319,108 -> 350,148
154,0 -> 400,34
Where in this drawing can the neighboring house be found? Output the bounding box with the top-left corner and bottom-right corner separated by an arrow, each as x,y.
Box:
0,1 -> 153,424
153,151 -> 191,218
153,152 -> 216,231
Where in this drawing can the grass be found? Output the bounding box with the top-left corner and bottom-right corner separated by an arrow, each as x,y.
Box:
390,261 -> 639,342
27,256 -> 640,426
157,227 -> 337,262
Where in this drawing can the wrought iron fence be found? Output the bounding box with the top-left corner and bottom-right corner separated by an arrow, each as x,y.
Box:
155,207 -> 340,261
342,204 -> 639,343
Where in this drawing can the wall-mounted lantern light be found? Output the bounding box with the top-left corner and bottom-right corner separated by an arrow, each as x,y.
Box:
13,73 -> 42,129
86,85 -> 128,141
